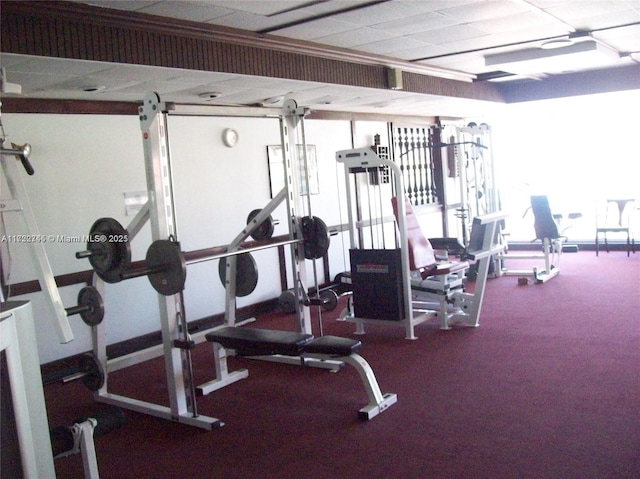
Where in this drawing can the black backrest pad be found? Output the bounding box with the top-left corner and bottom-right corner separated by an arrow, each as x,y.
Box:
206,327 -> 313,356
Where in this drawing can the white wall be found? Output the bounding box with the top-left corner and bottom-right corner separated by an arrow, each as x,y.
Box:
0,110 -> 363,364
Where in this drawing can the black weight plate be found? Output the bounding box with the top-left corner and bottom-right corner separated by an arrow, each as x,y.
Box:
77,286 -> 105,326
319,289 -> 339,311
87,218 -> 131,283
78,353 -> 105,392
247,209 -> 275,241
302,216 -> 330,259
278,289 -> 297,313
218,252 -> 259,297
146,239 -> 186,296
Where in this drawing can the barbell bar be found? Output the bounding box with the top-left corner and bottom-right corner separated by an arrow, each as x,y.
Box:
77,215 -> 331,297
118,239 -> 186,296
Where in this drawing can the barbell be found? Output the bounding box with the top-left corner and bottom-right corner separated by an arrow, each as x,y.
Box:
65,286 -> 105,326
76,214 -> 331,297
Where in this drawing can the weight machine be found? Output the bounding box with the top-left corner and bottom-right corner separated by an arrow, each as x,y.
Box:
77,93 -> 394,428
495,195 -> 565,284
335,147 -> 505,339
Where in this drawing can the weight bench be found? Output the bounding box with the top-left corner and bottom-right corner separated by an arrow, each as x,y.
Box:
197,327 -> 397,420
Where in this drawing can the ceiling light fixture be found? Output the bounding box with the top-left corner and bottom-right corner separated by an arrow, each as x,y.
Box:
484,39 -> 620,75
262,95 -> 285,105
540,38 -> 574,50
81,85 -> 106,92
198,92 -> 222,100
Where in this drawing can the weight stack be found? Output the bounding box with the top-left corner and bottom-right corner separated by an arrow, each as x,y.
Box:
349,249 -> 405,321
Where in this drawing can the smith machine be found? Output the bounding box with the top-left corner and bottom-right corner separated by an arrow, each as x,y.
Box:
74,93 -> 395,429
335,146 -> 505,340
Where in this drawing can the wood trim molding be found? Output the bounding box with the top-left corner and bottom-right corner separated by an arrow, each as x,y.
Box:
0,1 -> 504,103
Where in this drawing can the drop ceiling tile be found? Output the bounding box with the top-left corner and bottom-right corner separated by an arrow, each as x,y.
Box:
542,0 -> 632,21
65,0 -> 158,11
136,1 -> 233,22
208,0 -> 332,17
390,44 -> 450,61
567,9 -> 640,31
438,0 -> 530,23
471,11 -> 570,35
211,0 -> 386,33
317,27 -> 398,48
370,11 -> 458,35
357,36 -> 434,55
204,12 -> 285,31
409,23 -> 489,45
331,1 -> 427,25
595,24 -> 640,51
422,52 -> 487,71
401,0 -> 486,13
275,18 -> 358,41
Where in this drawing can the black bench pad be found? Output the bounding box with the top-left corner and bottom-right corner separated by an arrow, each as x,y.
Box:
206,327 -> 313,356
304,336 -> 362,357
205,327 -> 362,357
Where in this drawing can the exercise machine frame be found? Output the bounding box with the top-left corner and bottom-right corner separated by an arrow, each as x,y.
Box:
88,93 -> 393,429
336,147 -> 505,339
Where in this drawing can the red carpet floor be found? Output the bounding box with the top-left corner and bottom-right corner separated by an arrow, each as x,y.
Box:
45,251 -> 640,479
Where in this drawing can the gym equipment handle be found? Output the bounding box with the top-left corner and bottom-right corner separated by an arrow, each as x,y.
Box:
1,144 -> 34,175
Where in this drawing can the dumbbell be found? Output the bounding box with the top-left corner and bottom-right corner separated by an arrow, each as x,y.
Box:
64,286 -> 105,326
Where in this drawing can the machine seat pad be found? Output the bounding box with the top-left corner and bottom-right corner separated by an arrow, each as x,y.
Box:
431,260 -> 469,276
206,327 -> 313,356
303,336 -> 362,357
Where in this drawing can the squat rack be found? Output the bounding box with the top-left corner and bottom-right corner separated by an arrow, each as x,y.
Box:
90,92 -> 316,430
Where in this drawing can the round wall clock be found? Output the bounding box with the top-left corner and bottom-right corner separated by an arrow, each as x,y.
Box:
222,128 -> 239,147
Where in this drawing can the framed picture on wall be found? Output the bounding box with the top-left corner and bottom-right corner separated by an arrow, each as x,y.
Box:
267,144 -> 319,198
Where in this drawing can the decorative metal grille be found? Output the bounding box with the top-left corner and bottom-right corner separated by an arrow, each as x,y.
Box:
393,126 -> 437,206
